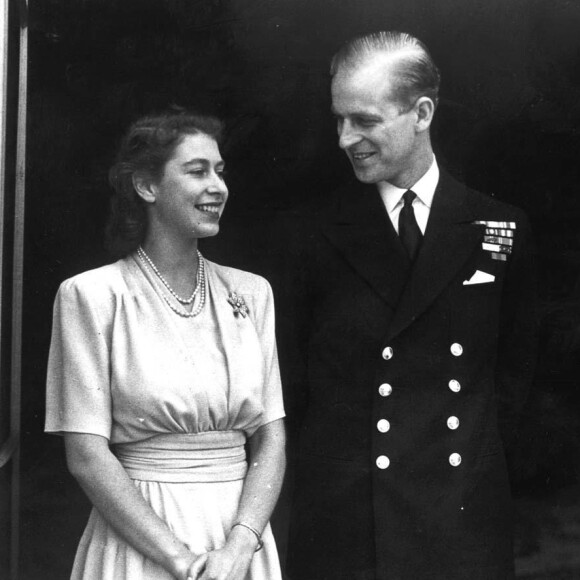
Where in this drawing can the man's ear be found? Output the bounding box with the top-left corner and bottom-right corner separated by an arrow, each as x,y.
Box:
414,97 -> 435,133
133,172 -> 157,204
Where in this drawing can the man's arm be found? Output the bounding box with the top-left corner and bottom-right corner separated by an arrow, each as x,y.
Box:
496,212 -> 539,449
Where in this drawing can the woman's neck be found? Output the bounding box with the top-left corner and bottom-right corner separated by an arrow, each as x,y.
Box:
139,237 -> 200,297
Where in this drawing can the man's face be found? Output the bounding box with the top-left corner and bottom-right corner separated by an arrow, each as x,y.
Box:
331,59 -> 420,187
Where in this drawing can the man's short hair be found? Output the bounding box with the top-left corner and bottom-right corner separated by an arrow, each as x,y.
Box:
330,31 -> 441,111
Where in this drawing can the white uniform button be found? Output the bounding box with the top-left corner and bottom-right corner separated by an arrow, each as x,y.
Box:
376,455 -> 390,469
377,419 -> 391,433
447,416 -> 460,430
450,343 -> 463,356
449,453 -> 462,467
448,379 -> 461,393
378,383 -> 393,397
382,346 -> 394,360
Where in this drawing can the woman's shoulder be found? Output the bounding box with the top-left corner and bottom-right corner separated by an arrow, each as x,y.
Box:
205,259 -> 271,295
57,257 -> 133,302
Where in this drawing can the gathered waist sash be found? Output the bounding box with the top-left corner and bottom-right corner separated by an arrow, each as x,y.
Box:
114,431 -> 247,483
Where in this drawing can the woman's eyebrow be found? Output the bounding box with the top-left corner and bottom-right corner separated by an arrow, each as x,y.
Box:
181,158 -> 225,169
181,158 -> 209,167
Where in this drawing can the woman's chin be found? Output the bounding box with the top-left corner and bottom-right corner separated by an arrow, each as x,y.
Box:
193,223 -> 221,239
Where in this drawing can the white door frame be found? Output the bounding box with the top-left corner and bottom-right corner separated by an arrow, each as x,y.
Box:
0,1 -> 28,578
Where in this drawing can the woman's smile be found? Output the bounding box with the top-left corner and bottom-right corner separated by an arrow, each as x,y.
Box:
195,201 -> 223,215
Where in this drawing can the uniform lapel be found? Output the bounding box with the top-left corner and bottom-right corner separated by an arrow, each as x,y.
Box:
386,171 -> 483,340
322,181 -> 410,310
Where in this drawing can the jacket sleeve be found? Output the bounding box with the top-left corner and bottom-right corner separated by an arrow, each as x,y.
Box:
45,277 -> 113,438
495,211 -> 539,449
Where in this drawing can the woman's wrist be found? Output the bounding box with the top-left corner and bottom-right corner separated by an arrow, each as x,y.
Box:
164,543 -> 197,578
228,522 -> 262,553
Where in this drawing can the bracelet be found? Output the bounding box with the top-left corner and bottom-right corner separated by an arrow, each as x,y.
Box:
232,522 -> 264,551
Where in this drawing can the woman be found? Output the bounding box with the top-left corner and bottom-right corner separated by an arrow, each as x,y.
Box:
45,110 -> 286,580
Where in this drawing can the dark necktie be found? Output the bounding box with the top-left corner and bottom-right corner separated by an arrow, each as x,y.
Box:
398,190 -> 422,261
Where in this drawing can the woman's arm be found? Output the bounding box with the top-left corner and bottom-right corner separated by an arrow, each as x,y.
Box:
195,418 -> 286,580
65,432 -> 205,580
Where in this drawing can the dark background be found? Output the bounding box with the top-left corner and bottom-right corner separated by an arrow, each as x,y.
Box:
19,0 -> 580,578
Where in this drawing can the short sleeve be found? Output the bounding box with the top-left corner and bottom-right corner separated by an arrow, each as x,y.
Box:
45,278 -> 113,438
252,278 -> 286,431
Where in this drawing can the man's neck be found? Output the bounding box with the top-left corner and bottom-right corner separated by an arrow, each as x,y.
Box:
388,150 -> 434,190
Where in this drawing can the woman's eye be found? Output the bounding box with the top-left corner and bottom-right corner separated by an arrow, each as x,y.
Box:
188,169 -> 205,176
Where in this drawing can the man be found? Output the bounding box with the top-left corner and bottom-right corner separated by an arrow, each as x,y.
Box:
282,31 -> 537,580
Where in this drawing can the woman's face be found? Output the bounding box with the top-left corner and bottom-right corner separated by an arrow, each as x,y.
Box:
148,132 -> 228,241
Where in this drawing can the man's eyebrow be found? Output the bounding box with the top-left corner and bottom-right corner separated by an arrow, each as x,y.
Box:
330,108 -> 382,119
353,111 -> 382,119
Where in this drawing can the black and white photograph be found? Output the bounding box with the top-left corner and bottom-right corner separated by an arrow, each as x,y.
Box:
1,1 -> 580,579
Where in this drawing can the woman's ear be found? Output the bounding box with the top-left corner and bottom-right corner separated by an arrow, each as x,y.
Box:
133,172 -> 157,204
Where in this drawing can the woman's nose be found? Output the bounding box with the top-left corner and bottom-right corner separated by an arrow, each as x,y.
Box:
208,172 -> 228,195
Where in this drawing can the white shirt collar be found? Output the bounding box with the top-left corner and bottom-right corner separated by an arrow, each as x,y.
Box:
377,157 -> 439,213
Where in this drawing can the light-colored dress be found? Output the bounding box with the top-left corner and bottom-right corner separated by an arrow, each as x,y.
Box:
45,254 -> 285,580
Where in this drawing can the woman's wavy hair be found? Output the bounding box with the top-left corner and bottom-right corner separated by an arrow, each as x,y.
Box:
105,108 -> 224,257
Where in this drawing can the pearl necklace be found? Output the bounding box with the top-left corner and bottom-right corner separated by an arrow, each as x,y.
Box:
137,247 -> 206,318
138,246 -> 203,304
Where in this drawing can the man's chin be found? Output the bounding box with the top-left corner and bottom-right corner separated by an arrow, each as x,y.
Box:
352,167 -> 380,184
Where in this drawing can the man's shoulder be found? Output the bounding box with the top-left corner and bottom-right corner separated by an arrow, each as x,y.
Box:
277,178 -> 371,250
283,177 -> 371,223
276,189 -> 338,240
441,169 -> 529,223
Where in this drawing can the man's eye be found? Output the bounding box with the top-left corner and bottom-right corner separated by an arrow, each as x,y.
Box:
188,169 -> 205,176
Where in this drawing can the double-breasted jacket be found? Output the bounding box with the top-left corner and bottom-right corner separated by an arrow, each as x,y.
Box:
281,170 -> 537,580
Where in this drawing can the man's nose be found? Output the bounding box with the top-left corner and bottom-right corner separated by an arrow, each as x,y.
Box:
338,120 -> 360,149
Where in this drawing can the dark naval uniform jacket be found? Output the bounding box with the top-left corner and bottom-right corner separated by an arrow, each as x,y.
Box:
282,170 -> 537,580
